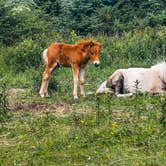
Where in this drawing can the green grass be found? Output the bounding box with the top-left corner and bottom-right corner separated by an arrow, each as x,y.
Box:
1,61 -> 166,165
0,28 -> 166,165
0,87 -> 166,165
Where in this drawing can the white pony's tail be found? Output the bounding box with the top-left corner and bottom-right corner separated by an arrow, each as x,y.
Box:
42,49 -> 48,66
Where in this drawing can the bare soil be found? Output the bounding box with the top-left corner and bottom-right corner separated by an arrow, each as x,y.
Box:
9,102 -> 69,115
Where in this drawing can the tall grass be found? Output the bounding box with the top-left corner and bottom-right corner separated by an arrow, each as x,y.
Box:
1,26 -> 165,90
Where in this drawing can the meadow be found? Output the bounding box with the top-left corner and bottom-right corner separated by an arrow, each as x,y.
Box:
0,27 -> 166,165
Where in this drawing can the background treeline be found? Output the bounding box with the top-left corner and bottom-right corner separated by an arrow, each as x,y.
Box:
0,0 -> 166,45
0,0 -> 166,79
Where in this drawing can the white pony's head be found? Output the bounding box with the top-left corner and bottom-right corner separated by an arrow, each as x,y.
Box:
151,59 -> 166,83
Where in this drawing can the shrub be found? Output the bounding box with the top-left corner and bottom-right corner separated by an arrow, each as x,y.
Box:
4,39 -> 43,73
0,1 -> 48,46
97,26 -> 166,68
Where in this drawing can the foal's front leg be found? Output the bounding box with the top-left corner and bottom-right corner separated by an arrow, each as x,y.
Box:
79,67 -> 86,97
72,65 -> 79,99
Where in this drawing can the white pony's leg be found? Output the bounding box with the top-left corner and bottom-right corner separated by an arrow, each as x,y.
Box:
96,81 -> 113,94
116,93 -> 133,98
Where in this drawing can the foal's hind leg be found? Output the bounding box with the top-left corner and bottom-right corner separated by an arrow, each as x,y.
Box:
44,63 -> 58,97
39,66 -> 52,97
39,63 -> 57,97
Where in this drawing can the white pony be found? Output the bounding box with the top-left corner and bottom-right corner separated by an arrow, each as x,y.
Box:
96,60 -> 166,97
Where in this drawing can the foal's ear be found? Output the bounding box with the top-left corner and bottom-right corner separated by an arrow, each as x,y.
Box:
98,43 -> 102,48
89,41 -> 94,47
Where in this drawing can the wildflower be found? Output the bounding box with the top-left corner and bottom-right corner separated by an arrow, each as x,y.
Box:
112,122 -> 118,128
80,120 -> 84,123
87,156 -> 91,160
75,136 -> 79,140
106,153 -> 111,158
67,145 -> 71,148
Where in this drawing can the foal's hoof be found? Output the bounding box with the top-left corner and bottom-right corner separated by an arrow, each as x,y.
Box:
40,94 -> 45,98
81,94 -> 86,98
74,96 -> 78,99
45,94 -> 50,98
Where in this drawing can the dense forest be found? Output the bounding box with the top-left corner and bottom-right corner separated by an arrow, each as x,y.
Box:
0,0 -> 166,45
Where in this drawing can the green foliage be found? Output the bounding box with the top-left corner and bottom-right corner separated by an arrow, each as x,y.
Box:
1,31 -> 81,74
5,0 -> 36,7
0,0 -> 48,46
160,96 -> 166,128
97,26 -> 166,69
96,0 -> 166,34
2,26 -> 165,75
63,0 -> 99,35
4,39 -> 43,72
1,0 -> 165,45
31,67 -> 59,94
34,0 -> 62,16
0,80 -> 9,122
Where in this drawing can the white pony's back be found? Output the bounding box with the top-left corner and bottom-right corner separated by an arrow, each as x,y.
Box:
122,68 -> 153,93
96,61 -> 166,96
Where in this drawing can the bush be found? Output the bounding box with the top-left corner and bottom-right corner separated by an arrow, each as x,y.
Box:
0,1 -> 48,46
97,26 -> 166,68
4,39 -> 43,73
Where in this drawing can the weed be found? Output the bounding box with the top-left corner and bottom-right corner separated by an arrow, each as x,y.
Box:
0,80 -> 9,122
160,95 -> 166,128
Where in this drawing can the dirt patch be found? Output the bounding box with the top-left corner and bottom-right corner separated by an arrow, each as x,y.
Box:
6,88 -> 71,115
7,88 -> 30,94
49,102 -> 69,115
11,102 -> 49,111
9,102 -> 69,115
7,88 -> 31,99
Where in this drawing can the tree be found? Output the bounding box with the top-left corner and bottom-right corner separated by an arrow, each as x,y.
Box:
63,0 -> 100,35
0,0 -> 48,45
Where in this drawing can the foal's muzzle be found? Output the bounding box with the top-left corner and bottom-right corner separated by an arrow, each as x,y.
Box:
93,61 -> 100,67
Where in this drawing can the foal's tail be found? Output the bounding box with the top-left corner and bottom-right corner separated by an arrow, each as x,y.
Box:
42,49 -> 48,67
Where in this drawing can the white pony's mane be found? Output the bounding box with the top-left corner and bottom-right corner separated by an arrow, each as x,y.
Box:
151,61 -> 166,82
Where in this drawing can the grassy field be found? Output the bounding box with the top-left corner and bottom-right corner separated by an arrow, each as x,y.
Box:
0,27 -> 166,165
0,64 -> 166,165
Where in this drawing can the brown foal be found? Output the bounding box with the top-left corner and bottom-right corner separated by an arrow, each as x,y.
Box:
39,40 -> 102,99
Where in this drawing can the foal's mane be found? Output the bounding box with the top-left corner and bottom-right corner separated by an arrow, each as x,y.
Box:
76,39 -> 99,45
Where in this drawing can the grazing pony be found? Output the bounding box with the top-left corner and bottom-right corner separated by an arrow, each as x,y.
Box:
96,60 -> 166,97
39,40 -> 102,99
